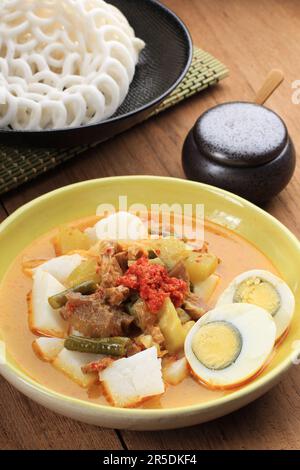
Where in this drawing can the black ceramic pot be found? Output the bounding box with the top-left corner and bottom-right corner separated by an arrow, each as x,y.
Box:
182,102 -> 296,205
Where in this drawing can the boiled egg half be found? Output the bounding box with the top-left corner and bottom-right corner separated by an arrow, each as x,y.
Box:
184,303 -> 276,389
216,270 -> 295,341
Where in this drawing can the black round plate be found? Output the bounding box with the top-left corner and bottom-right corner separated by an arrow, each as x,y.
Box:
0,0 -> 192,148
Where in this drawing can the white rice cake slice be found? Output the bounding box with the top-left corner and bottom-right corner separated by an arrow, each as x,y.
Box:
100,346 -> 164,407
30,270 -> 68,337
33,337 -> 65,362
88,211 -> 148,241
53,348 -> 104,388
33,254 -> 83,284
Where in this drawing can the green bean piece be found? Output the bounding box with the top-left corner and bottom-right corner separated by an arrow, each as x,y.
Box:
48,280 -> 98,309
64,335 -> 131,356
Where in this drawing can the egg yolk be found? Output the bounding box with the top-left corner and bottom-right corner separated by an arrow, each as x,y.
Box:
233,277 -> 280,316
192,321 -> 242,370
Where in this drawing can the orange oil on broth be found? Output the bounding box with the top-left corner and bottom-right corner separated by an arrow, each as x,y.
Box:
0,217 -> 278,409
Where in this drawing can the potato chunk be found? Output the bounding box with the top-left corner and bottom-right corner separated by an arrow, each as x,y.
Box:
184,253 -> 218,284
158,298 -> 187,353
151,238 -> 188,269
67,258 -> 101,287
194,274 -> 220,302
54,226 -> 91,256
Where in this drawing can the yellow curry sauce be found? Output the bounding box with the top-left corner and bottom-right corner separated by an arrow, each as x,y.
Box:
0,217 -> 278,409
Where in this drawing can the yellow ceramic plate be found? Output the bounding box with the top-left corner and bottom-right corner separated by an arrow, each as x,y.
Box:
0,176 -> 299,430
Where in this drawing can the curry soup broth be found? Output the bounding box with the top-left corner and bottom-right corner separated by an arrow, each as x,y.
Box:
0,216 -> 278,409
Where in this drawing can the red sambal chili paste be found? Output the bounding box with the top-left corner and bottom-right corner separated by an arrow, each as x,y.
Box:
117,256 -> 187,313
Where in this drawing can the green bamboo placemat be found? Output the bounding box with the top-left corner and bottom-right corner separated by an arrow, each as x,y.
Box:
0,47 -> 228,195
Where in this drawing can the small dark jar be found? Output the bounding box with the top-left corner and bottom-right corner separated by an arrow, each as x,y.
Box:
182,102 -> 296,204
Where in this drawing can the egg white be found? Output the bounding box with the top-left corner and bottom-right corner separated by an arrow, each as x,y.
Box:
184,303 -> 276,389
216,269 -> 295,341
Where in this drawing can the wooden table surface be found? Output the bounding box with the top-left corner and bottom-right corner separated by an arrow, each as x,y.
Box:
1,0 -> 300,450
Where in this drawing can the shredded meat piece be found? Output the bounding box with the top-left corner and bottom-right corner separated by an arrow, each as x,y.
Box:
90,239 -> 124,289
82,357 -> 115,374
168,261 -> 189,284
60,291 -> 97,321
98,240 -> 122,256
130,300 -> 164,347
99,254 -> 123,288
132,298 -> 157,331
60,243 -> 132,339
183,292 -> 208,320
105,285 -> 130,306
60,291 -> 133,338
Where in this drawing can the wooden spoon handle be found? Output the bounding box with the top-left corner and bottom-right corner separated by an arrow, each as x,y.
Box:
254,69 -> 284,105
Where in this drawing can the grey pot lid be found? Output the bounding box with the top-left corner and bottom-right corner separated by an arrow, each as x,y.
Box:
193,102 -> 288,167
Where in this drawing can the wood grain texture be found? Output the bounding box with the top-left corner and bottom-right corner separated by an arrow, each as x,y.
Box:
122,367 -> 300,450
0,378 -> 122,450
0,0 -> 300,450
